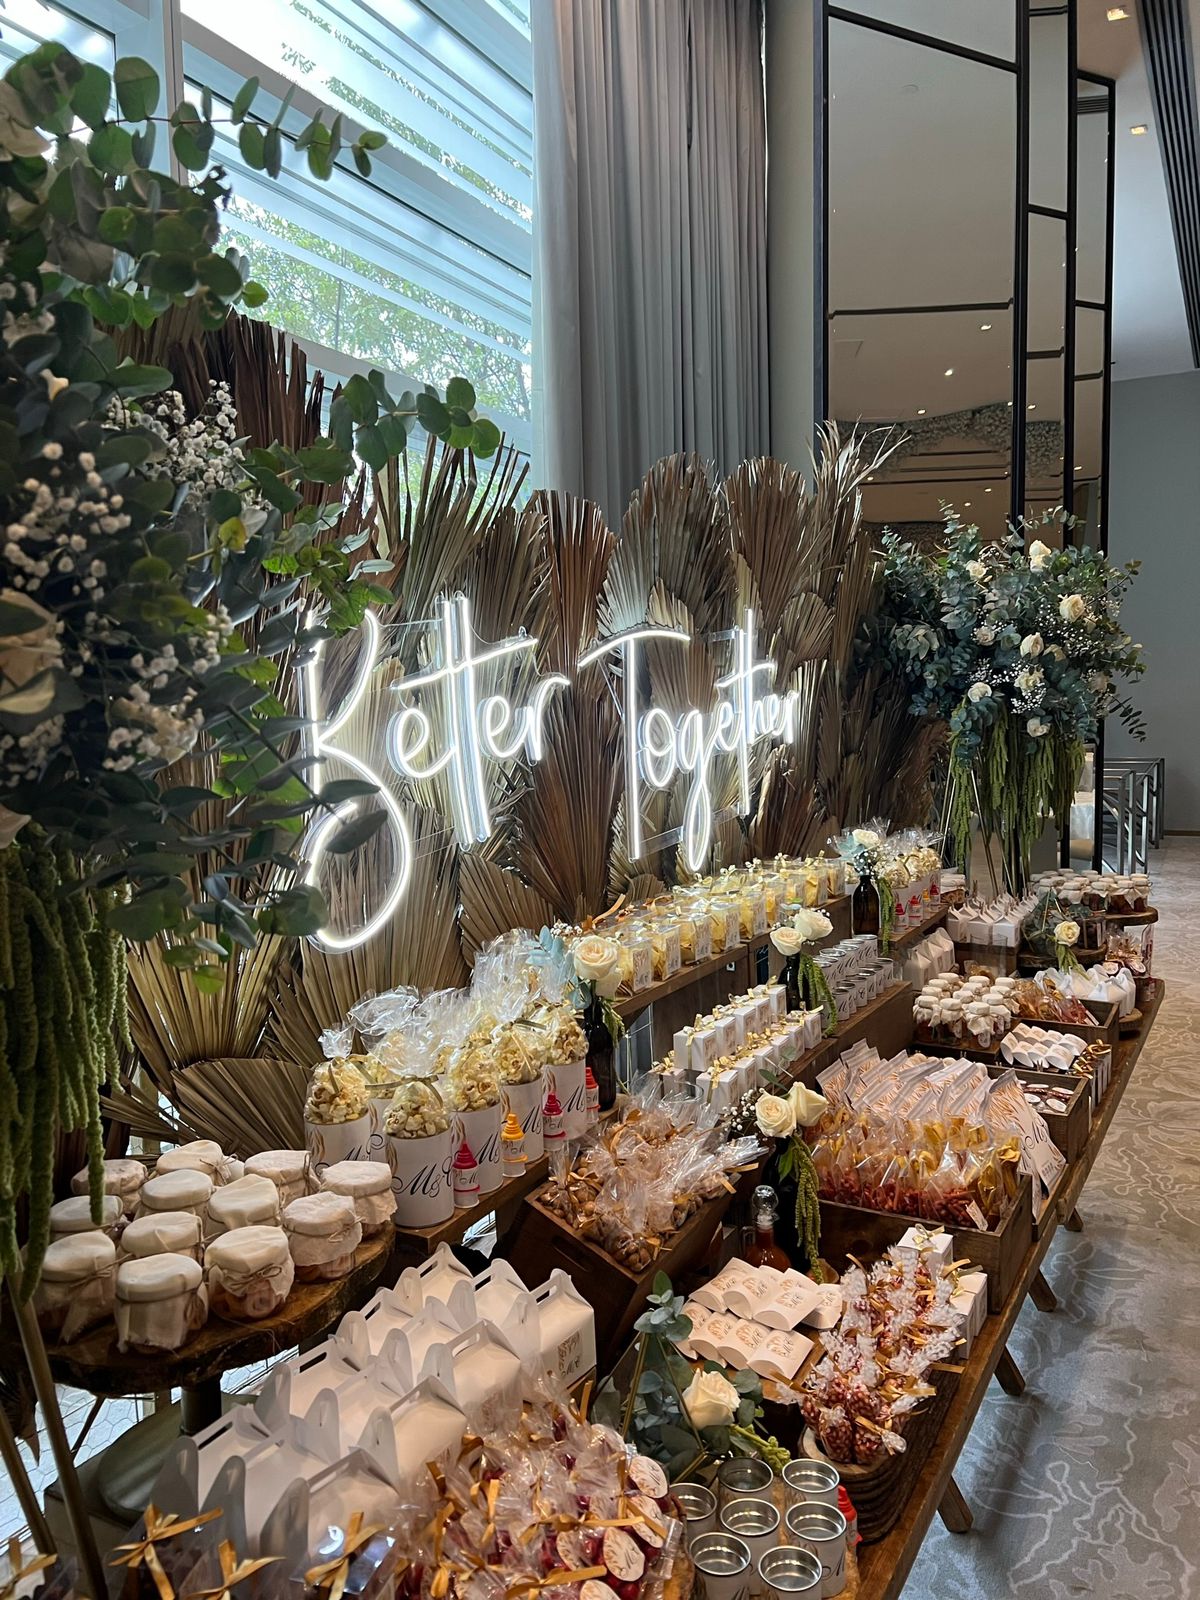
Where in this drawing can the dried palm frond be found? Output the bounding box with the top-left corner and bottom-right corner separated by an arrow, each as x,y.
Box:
748,746 -> 819,858
457,500 -> 551,648
724,456 -> 813,646
104,1059 -> 306,1158
534,491 -> 614,675
644,588 -> 718,715
606,455 -> 732,634
459,851 -> 556,961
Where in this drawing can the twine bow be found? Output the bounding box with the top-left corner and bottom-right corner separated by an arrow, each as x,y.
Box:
185,1541 -> 280,1600
304,1513 -> 385,1600
0,1537 -> 55,1600
110,1506 -> 221,1600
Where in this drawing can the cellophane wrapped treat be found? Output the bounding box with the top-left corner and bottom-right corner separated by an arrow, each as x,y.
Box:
801,1255 -> 962,1464
305,1028 -> 372,1177
543,1086 -> 760,1270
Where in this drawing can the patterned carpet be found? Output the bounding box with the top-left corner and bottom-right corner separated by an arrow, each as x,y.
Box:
905,836 -> 1200,1599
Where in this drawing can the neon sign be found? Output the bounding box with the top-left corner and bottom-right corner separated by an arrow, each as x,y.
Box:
300,601 -> 799,950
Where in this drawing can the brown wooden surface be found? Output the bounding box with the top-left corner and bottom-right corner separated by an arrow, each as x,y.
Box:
884,904 -> 948,953
391,1155 -> 550,1262
816,982 -> 915,1065
985,1066 -> 1091,1165
993,1346 -> 1025,1396
937,1477 -> 973,1534
853,981 -> 1164,1600
20,1229 -> 394,1399
1029,1269 -> 1057,1313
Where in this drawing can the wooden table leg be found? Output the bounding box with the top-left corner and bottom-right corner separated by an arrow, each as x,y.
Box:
181,1378 -> 222,1435
994,1346 -> 1026,1396
1030,1270 -> 1057,1313
1064,1207 -> 1084,1232
937,1475 -> 974,1534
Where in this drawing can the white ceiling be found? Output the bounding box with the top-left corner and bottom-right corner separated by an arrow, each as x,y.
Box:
1078,0 -> 1192,381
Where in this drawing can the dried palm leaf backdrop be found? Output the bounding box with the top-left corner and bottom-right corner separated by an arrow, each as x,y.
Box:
110,314 -> 935,1155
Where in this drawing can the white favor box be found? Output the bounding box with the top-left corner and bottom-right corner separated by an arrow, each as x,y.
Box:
355,1378 -> 466,1495
949,1271 -> 989,1356
893,1225 -> 955,1273
533,1270 -> 596,1384
447,1322 -> 524,1434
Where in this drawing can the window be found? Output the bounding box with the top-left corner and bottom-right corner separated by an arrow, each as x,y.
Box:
11,0 -> 534,452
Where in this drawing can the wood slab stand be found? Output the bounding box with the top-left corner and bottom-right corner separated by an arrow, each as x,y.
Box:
853,982 -> 1165,1600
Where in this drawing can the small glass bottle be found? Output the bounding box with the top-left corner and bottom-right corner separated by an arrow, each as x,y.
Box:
744,1184 -> 790,1272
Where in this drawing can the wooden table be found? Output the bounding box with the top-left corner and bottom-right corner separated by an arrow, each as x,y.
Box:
853,981 -> 1165,1600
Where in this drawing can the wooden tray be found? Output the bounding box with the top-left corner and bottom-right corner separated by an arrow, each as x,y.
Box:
800,1365 -> 960,1543
818,1177 -> 1033,1312
985,1064 -> 1091,1163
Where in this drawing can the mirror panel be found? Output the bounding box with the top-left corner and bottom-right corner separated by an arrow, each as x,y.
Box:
1028,9 -> 1069,213
833,1 -> 1015,61
1076,84 -> 1110,303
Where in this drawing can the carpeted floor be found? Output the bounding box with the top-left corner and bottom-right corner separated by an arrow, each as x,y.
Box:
905,836 -> 1200,1599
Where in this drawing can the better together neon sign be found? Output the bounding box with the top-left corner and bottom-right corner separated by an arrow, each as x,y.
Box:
300,599 -> 798,951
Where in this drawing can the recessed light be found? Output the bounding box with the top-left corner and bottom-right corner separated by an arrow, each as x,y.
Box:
944,368 -> 955,377
985,487 -> 993,494
964,501 -> 972,508
980,323 -> 992,331
1027,403 -> 1036,410
1130,124 -> 1148,136
1107,6 -> 1130,19
1075,465 -> 1082,471
917,407 -> 926,415
1006,400 -> 1013,407
867,475 -> 874,482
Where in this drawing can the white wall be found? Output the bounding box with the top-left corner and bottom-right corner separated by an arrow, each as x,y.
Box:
1108,370 -> 1200,830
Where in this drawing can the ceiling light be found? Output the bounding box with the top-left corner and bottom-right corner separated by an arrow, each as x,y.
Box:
1075,464 -> 1082,471
1027,403 -> 1036,410
964,501 -> 972,508
916,407 -> 926,415
980,323 -> 992,331
866,475 -> 874,482
985,487 -> 993,494
944,368 -> 954,377
1107,6 -> 1130,19
1130,124 -> 1148,136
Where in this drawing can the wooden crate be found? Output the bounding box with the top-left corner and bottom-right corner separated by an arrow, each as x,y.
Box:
817,1176 -> 1033,1312
985,1064 -> 1090,1163
1042,996 -> 1120,1054
504,1185 -> 733,1367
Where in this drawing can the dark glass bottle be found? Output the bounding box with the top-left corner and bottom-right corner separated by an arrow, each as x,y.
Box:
852,876 -> 880,935
584,996 -> 617,1110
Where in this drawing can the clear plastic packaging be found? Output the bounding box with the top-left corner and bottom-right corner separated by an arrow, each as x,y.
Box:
49,1193 -> 123,1242
114,1252 -> 208,1354
319,1160 -> 396,1237
283,1191 -> 362,1283
70,1157 -> 146,1217
34,1233 -> 116,1342
205,1224 -> 294,1320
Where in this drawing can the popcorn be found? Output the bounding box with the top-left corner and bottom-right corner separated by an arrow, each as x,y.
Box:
444,1054 -> 501,1111
384,1079 -> 450,1138
305,1060 -> 369,1125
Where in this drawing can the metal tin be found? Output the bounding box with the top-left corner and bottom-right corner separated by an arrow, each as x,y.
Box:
781,1459 -> 840,1509
758,1546 -> 823,1598
717,1456 -> 774,1505
720,1498 -> 781,1592
691,1532 -> 753,1600
784,1504 -> 848,1598
672,1480 -> 719,1543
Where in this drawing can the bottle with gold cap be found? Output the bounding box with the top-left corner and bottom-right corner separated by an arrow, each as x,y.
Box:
501,1112 -> 526,1177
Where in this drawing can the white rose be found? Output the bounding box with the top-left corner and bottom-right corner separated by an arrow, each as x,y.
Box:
1020,633 -> 1043,658
1054,919 -> 1080,946
966,560 -> 988,583
974,626 -> 996,645
1026,717 -> 1050,738
770,925 -> 803,958
852,828 -> 880,849
967,682 -> 991,703
682,1370 -> 740,1430
573,935 -> 622,997
1028,539 -> 1052,571
1015,667 -> 1042,694
1059,593 -> 1086,623
787,1081 -> 828,1128
791,908 -> 833,943
755,1093 -> 796,1140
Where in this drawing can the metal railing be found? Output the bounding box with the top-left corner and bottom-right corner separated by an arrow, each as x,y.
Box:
1100,756 -> 1164,873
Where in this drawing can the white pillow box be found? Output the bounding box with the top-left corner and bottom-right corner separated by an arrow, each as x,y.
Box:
745,1326 -> 813,1383
446,1323 -> 525,1434
356,1379 -> 467,1497
689,1311 -> 743,1364
395,1241 -> 473,1315
533,1270 -> 596,1385
691,1257 -> 758,1311
677,1299 -> 714,1359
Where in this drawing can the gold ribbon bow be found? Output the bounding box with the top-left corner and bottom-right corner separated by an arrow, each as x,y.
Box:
303,1513 -> 385,1600
505,1567 -> 607,1600
185,1541 -> 280,1600
0,1537 -> 55,1600
110,1506 -> 221,1600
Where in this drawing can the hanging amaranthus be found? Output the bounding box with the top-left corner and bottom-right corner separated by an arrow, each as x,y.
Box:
0,835 -> 127,1293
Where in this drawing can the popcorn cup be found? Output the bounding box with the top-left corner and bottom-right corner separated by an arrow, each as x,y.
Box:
501,1077 -> 545,1161
305,1114 -> 372,1181
367,1092 -> 397,1161
548,1058 -> 588,1140
454,1105 -> 503,1193
387,1130 -> 454,1227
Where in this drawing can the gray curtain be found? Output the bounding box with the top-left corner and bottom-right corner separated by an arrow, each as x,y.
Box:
532,0 -> 769,524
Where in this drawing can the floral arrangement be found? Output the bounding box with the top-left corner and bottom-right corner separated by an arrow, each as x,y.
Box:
753,1080 -> 828,1277
835,824 -> 898,947
770,907 -> 835,1031
1053,917 -> 1083,975
594,1273 -> 787,1478
0,42 -> 496,1288
869,510 -> 1144,887
571,931 -> 627,1046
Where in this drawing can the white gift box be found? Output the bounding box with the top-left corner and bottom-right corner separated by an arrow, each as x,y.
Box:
695,1070 -> 738,1112
678,1298 -> 715,1358
892,1225 -> 955,1273
691,1259 -> 756,1311
691,1026 -> 720,1074
395,1241 -> 472,1313
949,1270 -> 989,1356
533,1270 -> 596,1384
767,985 -> 788,1023
723,1265 -> 786,1319
715,1016 -> 740,1057
688,1310 -> 744,1363
473,1259 -> 529,1326
355,1377 -> 466,1495
754,1274 -> 827,1331
746,1326 -> 812,1382
447,1322 -> 525,1434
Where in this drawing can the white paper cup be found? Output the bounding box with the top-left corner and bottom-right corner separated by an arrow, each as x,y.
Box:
387,1130 -> 453,1227
501,1076 -> 545,1160
454,1105 -> 503,1192
305,1114 -> 372,1181
548,1058 -> 588,1139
